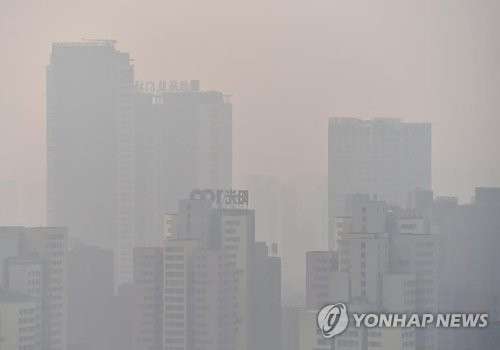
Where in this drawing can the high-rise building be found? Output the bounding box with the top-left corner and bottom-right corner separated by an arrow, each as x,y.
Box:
305,251 -> 338,310
328,118 -> 431,241
219,209 -> 255,350
68,243 -> 114,350
47,40 -> 135,286
333,245 -> 421,350
21,228 -> 68,350
0,289 -> 38,350
108,283 -> 141,350
328,194 -> 438,350
161,194 -> 258,350
0,226 -> 68,350
339,232 -> 390,305
152,187 -> 274,350
133,247 -> 164,350
193,249 -> 237,350
4,257 -> 43,349
440,187 -> 500,350
253,242 -> 281,350
390,230 -> 437,350
163,239 -> 200,350
176,199 -> 219,248
281,307 -> 302,350
134,83 -> 232,246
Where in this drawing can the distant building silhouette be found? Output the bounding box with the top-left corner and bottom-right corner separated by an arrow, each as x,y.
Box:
46,40 -> 135,286
328,117 -> 431,244
134,84 -> 232,246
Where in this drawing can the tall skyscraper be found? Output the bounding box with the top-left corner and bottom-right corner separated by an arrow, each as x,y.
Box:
46,40 -> 135,286
135,83 -> 232,246
161,194 -> 262,350
328,118 -> 431,240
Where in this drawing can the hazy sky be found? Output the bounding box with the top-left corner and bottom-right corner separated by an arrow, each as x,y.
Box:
2,0 -> 500,214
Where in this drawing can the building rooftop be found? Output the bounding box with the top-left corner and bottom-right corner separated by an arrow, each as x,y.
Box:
52,39 -> 117,48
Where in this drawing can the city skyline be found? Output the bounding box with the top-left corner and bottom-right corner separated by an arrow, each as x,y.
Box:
1,2 -> 500,350
3,1 -> 500,219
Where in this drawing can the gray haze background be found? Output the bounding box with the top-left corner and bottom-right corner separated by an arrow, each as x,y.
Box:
2,0 -> 500,225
